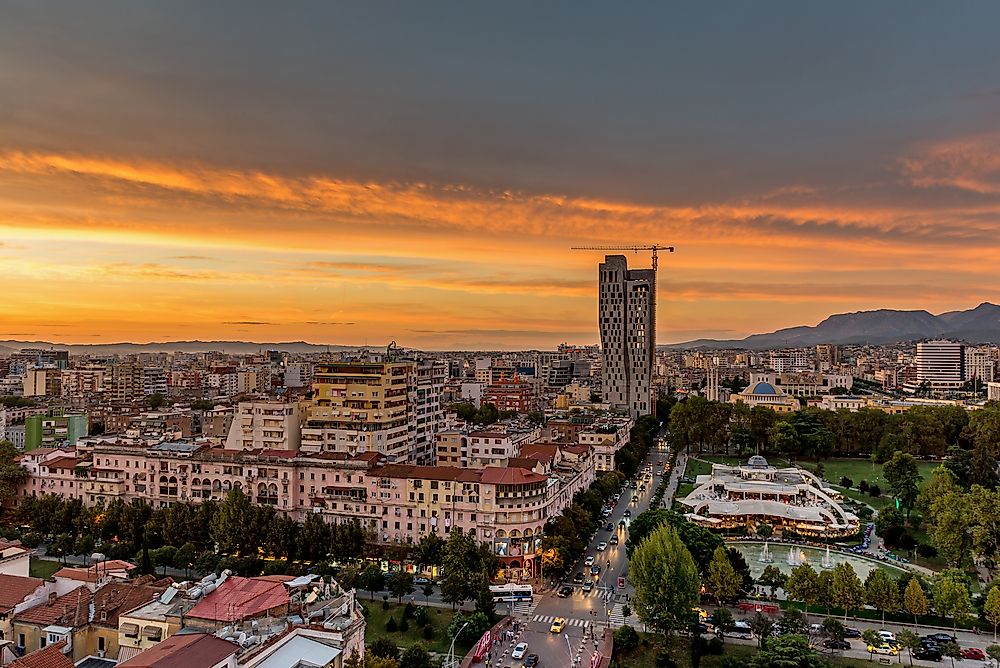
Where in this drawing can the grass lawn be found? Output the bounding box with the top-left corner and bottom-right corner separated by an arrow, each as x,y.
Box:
360,599 -> 474,655
611,634 -> 876,668
29,558 -> 62,579
815,458 -> 939,491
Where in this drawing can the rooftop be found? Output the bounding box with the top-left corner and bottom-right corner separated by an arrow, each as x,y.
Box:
117,632 -> 238,668
187,576 -> 291,622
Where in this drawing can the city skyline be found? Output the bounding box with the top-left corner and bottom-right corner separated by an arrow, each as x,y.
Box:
5,3 -> 1000,348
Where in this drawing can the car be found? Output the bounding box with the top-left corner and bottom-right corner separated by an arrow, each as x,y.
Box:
557,585 -> 573,598
619,519 -> 627,526
823,639 -> 850,650
808,623 -> 823,633
962,648 -> 987,661
728,622 -> 753,639
591,564 -> 601,575
523,654 -> 539,667
414,577 -> 430,585
867,643 -> 898,656
597,542 -> 608,551
877,630 -> 895,643
573,572 -> 585,583
550,618 -> 567,633
924,633 -> 957,644
609,535 -> 620,545
585,556 -> 595,566
913,645 -> 942,661
511,642 -> 528,659
843,628 -> 862,638
582,581 -> 594,592
623,510 -> 632,518
605,523 -> 614,531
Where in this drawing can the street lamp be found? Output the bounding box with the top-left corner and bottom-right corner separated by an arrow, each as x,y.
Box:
442,621 -> 469,668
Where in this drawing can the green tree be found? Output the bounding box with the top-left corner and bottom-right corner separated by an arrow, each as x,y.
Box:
414,533 -> 444,570
152,545 -> 177,575
368,637 -> 400,661
970,485 -> 1000,559
211,488 -> 255,555
903,576 -> 929,625
614,625 -> 640,652
361,564 -> 385,601
816,570 -> 835,615
173,542 -> 196,575
758,565 -> 787,599
928,489 -> 974,567
896,629 -> 921,667
986,645 -> 1000,667
862,629 -> 882,660
884,451 -> 922,518
397,644 -> 431,668
874,506 -> 905,546
711,608 -> 734,642
942,640 -> 962,668
933,569 -> 972,630
830,562 -> 864,619
756,522 -> 773,539
822,617 -> 845,641
784,563 -> 819,608
388,571 -> 415,604
747,634 -> 826,668
628,523 -> 701,635
0,441 -> 29,504
864,568 -> 898,624
985,586 -> 1000,642
706,546 -> 741,604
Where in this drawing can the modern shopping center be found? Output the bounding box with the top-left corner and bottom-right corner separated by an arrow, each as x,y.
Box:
678,456 -> 860,537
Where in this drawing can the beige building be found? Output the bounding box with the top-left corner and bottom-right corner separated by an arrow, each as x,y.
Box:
225,401 -> 303,451
729,380 -> 799,412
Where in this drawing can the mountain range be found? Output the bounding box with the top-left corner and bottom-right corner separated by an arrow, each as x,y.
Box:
0,340 -> 361,355
669,302 -> 1000,349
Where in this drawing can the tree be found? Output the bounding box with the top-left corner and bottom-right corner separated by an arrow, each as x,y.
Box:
862,629 -> 882,660
747,635 -> 826,668
211,488 -> 255,555
369,637 -> 400,661
758,565 -> 787,599
152,545 -> 177,575
748,613 -> 774,650
415,533 -> 444,570
615,625 -> 640,652
784,563 -> 819,608
884,451 -> 922,518
711,608 -> 734,642
756,522 -> 773,539
927,489 -> 974,567
986,587 -> 1000,642
903,577 -> 929,625
173,542 -> 196,576
830,562 -> 864,619
0,441 -> 28,505
987,645 -> 1000,667
933,569 -> 972,630
145,393 -> 167,410
942,640 -> 962,668
706,546 -> 741,604
875,506 -> 905,547
970,485 -> 1000,559
822,617 -> 845,641
628,523 -> 701,635
388,571 -> 415,604
816,570 -> 835,615
864,568 -> 898,625
398,644 -> 432,668
361,564 -> 385,601
896,629 -> 921,667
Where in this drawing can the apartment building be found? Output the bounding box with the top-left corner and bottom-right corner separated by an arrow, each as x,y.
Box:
482,379 -> 537,414
61,367 -> 106,397
578,416 -> 633,472
224,401 -> 303,452
411,360 -> 446,464
303,361 -> 414,461
22,369 -> 61,398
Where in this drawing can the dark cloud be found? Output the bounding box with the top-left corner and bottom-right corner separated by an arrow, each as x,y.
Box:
222,321 -> 274,326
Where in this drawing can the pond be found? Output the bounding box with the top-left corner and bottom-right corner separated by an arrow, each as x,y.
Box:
730,541 -> 908,582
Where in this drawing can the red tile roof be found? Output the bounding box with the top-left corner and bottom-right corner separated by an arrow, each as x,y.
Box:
44,457 -> 80,470
0,574 -> 44,610
117,632 -> 238,668
187,576 -> 290,622
14,580 -> 168,629
479,467 -> 547,485
8,641 -> 73,668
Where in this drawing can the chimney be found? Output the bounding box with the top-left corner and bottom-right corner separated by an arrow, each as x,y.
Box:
48,591 -> 57,606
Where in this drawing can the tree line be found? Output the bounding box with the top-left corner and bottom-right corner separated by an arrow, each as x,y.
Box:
670,396 -> 1000,463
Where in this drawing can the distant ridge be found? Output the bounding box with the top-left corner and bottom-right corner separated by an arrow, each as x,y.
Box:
0,340 -> 364,354
666,302 -> 1000,349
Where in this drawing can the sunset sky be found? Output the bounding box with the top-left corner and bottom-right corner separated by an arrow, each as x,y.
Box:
3,3 -> 1000,349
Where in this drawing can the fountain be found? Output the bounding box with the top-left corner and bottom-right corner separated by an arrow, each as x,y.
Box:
787,548 -> 801,567
759,541 -> 773,564
821,546 -> 834,569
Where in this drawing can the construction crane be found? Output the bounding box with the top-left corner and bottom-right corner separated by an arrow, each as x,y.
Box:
570,244 -> 674,271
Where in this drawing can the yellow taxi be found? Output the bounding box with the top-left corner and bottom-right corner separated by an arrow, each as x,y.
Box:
550,618 -> 567,633
867,643 -> 899,656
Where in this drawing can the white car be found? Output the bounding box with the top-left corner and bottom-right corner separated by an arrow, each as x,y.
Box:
878,630 -> 895,643
585,556 -> 595,566
596,542 -> 608,551
512,642 -> 528,659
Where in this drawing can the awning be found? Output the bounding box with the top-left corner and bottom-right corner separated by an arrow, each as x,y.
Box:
118,645 -> 142,662
120,622 -> 139,636
142,626 -> 163,640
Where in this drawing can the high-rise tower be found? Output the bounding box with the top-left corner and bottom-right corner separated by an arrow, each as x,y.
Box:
598,255 -> 655,418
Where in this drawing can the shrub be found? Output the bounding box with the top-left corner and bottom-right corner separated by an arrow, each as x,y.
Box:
706,637 -> 724,655
413,606 -> 430,627
422,625 -> 434,640
916,543 -> 938,558
382,599 -> 390,611
858,480 -> 869,494
868,484 -> 882,497
369,637 -> 399,660
840,476 -> 853,489
615,625 -> 640,652
399,617 -> 410,633
386,617 -> 398,633
404,601 -> 416,619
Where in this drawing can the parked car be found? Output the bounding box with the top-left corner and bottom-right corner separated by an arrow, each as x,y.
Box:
924,633 -> 957,644
961,648 -> 986,661
557,585 -> 573,598
414,577 -> 430,585
728,622 -> 753,639
843,628 -> 861,638
605,523 -> 614,532
550,618 -> 567,633
512,642 -> 528,660
523,654 -> 539,667
823,639 -> 850,650
913,645 -> 942,661
867,643 -> 898,656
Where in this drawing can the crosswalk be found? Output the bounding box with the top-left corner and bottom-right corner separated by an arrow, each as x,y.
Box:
533,614 -> 591,628
608,603 -> 627,628
512,596 -> 539,617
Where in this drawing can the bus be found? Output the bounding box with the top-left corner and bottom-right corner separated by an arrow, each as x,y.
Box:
490,583 -> 533,602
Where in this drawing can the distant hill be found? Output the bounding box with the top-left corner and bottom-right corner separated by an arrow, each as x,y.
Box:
667,302 -> 1000,349
0,340 -> 363,355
